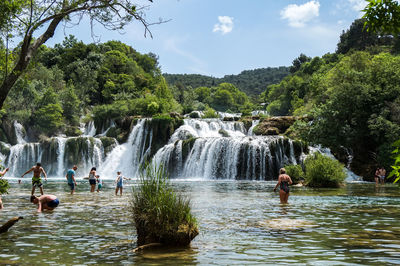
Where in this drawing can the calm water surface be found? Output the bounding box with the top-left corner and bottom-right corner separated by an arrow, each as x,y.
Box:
0,179 -> 399,265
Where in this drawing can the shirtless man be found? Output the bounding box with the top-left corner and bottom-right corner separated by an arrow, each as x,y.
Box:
21,163 -> 48,195
30,194 -> 59,212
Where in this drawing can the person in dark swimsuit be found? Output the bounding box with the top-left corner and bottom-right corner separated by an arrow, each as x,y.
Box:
274,168 -> 293,204
30,194 -> 59,212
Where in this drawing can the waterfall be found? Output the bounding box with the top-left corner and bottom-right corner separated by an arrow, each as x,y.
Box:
82,121 -> 96,137
14,121 -> 26,144
2,117 -> 309,180
99,119 -> 151,178
154,132 -> 300,180
170,119 -> 246,143
248,120 -> 260,136
56,137 -> 67,177
7,143 -> 42,177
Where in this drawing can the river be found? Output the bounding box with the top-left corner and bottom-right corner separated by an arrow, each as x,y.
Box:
1,179 -> 399,265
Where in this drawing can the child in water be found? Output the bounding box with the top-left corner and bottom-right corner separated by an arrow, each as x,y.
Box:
96,175 -> 103,192
115,171 -> 131,196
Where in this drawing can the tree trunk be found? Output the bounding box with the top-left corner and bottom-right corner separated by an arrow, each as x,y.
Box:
0,216 -> 23,234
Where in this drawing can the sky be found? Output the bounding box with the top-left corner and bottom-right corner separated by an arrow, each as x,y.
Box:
45,0 -> 366,77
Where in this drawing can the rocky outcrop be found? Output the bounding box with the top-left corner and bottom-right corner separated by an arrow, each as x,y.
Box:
148,115 -> 184,157
253,116 -> 299,136
0,120 -> 18,145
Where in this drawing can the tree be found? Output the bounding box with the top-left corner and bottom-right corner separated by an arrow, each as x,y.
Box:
0,0 -> 163,110
363,0 -> 400,182
363,0 -> 400,34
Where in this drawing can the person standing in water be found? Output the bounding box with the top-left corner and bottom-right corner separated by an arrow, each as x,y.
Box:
66,165 -> 78,195
0,167 -> 10,209
21,163 -> 47,195
88,167 -> 97,192
379,167 -> 386,185
374,167 -> 380,185
115,171 -> 131,196
274,168 -> 293,204
96,175 -> 103,192
30,194 -> 59,212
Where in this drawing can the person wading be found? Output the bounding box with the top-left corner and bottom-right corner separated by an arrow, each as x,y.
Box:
274,168 -> 293,204
21,163 -> 48,195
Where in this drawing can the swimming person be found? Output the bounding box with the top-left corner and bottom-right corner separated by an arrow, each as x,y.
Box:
66,165 -> 78,195
88,167 -> 97,192
0,167 -> 9,209
21,163 -> 48,195
273,168 -> 293,204
30,194 -> 59,213
96,175 -> 103,192
115,171 -> 131,196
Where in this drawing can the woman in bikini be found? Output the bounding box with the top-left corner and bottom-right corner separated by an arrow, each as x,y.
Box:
273,168 -> 293,204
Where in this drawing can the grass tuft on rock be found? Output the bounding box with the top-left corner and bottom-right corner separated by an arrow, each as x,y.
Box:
131,164 -> 199,247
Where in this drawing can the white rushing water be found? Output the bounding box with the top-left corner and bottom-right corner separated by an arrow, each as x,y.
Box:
98,119 -> 152,179
1,117 -> 359,181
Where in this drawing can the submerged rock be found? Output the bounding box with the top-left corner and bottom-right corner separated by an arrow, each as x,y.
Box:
257,218 -> 317,230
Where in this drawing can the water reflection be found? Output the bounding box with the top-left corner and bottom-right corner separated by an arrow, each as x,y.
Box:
0,181 -> 400,264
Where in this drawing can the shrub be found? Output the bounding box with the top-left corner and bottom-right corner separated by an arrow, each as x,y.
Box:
284,164 -> 305,184
0,179 -> 10,195
131,164 -> 199,246
304,152 -> 346,188
202,107 -> 218,118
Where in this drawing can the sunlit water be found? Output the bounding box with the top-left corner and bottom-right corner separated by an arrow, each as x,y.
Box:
1,179 -> 400,265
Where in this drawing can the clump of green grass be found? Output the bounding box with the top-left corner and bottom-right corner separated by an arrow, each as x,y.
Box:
131,164 -> 199,246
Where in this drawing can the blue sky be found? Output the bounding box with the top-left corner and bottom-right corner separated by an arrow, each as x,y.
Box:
46,0 -> 365,77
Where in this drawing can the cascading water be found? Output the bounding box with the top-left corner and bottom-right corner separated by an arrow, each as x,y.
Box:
56,137 -> 67,177
1,117 -> 306,180
153,119 -> 302,180
98,119 -> 152,178
14,121 -> 26,144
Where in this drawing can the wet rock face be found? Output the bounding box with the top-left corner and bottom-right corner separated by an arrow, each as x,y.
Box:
0,120 -> 18,145
253,116 -> 298,136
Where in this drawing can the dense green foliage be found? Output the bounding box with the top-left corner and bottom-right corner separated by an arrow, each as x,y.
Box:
170,81 -> 251,114
304,153 -> 346,188
363,0 -> 400,183
0,179 -> 9,195
389,139 -> 400,183
336,19 -> 397,54
261,19 -> 400,177
131,164 -> 198,246
284,164 -> 305,184
1,36 -> 180,137
363,0 -> 400,34
164,67 -> 290,97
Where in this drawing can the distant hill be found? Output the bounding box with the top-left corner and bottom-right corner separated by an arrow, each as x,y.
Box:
163,67 -> 290,97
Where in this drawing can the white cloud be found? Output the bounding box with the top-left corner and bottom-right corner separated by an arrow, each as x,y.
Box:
280,1 -> 320,28
213,16 -> 234,35
348,0 -> 366,11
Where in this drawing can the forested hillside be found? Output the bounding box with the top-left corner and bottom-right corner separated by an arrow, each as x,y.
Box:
261,18 -> 400,179
164,67 -> 290,97
0,36 -> 180,138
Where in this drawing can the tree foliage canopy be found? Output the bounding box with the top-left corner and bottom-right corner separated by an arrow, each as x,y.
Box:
0,0 -> 160,110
